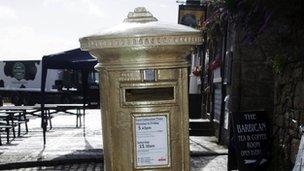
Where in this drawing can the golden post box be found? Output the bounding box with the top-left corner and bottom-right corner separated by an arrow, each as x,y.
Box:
80,7 -> 202,171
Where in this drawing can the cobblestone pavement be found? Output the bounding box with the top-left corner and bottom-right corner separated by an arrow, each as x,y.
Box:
11,155 -> 227,171
14,162 -> 103,171
0,108 -> 228,170
191,155 -> 227,171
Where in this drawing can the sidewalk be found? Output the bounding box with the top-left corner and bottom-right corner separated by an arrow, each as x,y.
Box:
0,109 -> 227,170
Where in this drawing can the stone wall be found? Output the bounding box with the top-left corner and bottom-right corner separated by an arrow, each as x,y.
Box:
229,31 -> 274,115
226,30 -> 275,169
272,62 -> 304,170
231,32 -> 304,170
239,43 -> 274,113
222,13 -> 303,171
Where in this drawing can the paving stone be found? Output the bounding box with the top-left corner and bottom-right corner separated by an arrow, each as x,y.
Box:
0,109 -> 228,170
190,155 -> 228,171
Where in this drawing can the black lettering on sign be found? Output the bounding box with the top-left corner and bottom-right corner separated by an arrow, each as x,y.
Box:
231,111 -> 270,171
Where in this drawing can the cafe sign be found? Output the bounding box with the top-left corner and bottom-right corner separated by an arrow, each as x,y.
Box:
231,111 -> 270,170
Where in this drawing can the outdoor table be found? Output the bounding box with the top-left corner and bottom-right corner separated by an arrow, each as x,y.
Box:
55,104 -> 85,126
0,106 -> 39,135
0,105 -> 39,120
0,106 -> 36,110
36,104 -> 86,128
35,103 -> 87,144
57,104 -> 85,128
0,104 -> 86,145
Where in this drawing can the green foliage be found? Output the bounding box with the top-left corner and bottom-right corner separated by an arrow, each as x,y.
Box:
272,54 -> 287,75
204,0 -> 304,75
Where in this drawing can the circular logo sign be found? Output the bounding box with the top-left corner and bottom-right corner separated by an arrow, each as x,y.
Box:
12,62 -> 25,81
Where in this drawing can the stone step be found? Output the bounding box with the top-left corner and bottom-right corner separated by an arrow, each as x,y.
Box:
189,119 -> 212,129
189,119 -> 214,136
189,129 -> 214,136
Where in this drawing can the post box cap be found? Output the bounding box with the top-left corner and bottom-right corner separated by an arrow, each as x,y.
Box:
80,7 -> 203,50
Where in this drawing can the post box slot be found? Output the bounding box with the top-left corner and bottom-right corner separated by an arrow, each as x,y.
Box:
125,87 -> 174,102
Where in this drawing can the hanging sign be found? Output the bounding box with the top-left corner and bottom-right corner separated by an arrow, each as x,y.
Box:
178,5 -> 206,30
134,115 -> 169,168
232,111 -> 270,170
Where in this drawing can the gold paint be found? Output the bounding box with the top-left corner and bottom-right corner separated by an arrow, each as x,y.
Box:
80,7 -> 202,171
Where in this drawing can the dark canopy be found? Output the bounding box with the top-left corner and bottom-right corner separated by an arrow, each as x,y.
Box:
40,48 -> 97,144
42,48 -> 96,69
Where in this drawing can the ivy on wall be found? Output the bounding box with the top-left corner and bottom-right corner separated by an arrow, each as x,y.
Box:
204,0 -> 304,74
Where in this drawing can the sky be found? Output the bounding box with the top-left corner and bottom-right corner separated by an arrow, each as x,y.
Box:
0,0 -> 179,60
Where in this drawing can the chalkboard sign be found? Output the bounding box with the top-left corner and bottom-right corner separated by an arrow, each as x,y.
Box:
231,111 -> 270,171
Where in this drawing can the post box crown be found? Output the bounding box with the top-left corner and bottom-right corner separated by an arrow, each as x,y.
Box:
124,7 -> 158,23
80,7 -> 203,50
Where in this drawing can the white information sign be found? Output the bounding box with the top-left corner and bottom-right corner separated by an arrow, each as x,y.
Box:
135,115 -> 169,167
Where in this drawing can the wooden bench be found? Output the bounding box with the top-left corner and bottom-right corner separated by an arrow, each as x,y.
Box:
0,121 -> 13,145
0,110 -> 28,138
